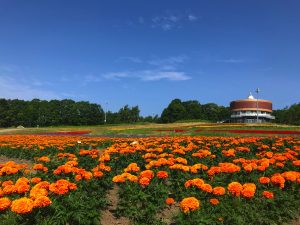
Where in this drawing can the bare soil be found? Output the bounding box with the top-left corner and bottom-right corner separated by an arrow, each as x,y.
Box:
100,185 -> 131,225
157,203 -> 179,225
0,155 -> 33,167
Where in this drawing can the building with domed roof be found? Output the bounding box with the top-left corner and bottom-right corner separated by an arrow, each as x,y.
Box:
230,93 -> 275,123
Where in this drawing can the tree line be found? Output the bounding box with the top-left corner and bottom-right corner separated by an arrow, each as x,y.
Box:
160,99 -> 230,123
273,103 -> 300,125
0,98 -> 299,127
0,99 -> 148,127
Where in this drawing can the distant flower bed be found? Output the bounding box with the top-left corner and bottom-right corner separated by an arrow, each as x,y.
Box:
155,129 -> 187,133
209,129 -> 300,135
39,130 -> 91,136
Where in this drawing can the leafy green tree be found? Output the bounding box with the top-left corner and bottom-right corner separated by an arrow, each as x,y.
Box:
182,100 -> 202,120
161,99 -> 187,123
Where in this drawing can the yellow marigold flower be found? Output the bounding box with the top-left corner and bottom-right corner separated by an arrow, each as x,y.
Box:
11,197 -> 34,214
0,197 -> 11,211
180,197 -> 200,214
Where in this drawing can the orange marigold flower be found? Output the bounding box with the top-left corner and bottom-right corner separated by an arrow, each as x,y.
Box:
82,171 -> 93,180
292,160 -> 300,166
37,156 -> 50,162
31,177 -> 42,184
75,174 -> 82,181
49,179 -> 76,195
11,197 -> 34,214
2,180 -> 14,187
165,197 -> 175,205
93,171 -> 104,178
127,174 -> 138,182
192,178 -> 205,188
259,177 -> 270,184
180,197 -> 200,214
184,180 -> 193,188
33,164 -> 44,170
157,171 -> 168,179
139,170 -> 154,180
213,186 -> 226,196
0,197 -> 11,211
228,182 -> 243,197
16,184 -> 30,194
282,171 -> 299,182
112,175 -> 126,183
271,174 -> 285,189
262,191 -> 274,199
241,187 -> 255,198
33,196 -> 52,208
139,177 -> 151,186
3,185 -> 17,195
34,181 -> 50,190
200,183 -> 213,193
124,163 -> 140,173
30,188 -> 48,200
209,198 -> 219,205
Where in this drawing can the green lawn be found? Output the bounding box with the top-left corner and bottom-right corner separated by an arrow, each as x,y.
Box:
0,122 -> 299,136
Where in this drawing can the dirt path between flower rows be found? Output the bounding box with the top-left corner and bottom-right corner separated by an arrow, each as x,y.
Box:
100,185 -> 131,225
0,155 -> 33,168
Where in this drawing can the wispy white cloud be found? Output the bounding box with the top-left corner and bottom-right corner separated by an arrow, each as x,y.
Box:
147,55 -> 188,66
109,54 -> 191,82
140,71 -> 191,81
138,17 -> 145,24
102,70 -> 191,82
151,14 -> 181,31
102,72 -> 130,81
116,56 -> 143,64
188,14 -> 198,21
0,64 -> 60,100
83,74 -> 102,83
217,58 -> 245,63
0,75 -> 60,100
150,11 -> 198,31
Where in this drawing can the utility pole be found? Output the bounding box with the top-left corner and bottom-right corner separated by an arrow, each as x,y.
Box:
256,88 -> 260,123
104,101 -> 108,123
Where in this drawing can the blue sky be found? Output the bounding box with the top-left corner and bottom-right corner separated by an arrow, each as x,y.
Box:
0,0 -> 299,116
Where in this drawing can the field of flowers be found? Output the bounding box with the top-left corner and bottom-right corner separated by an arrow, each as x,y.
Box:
0,134 -> 299,225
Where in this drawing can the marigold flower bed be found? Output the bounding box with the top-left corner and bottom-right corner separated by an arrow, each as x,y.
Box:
0,135 -> 299,225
